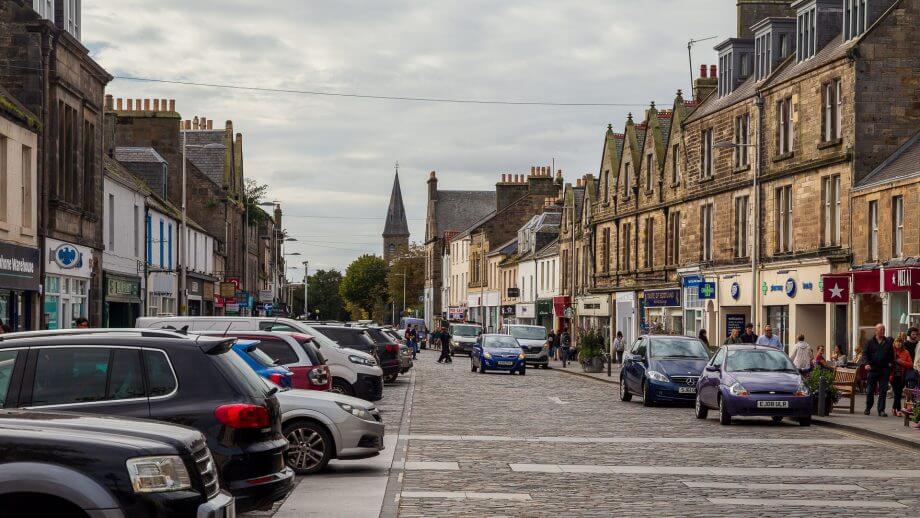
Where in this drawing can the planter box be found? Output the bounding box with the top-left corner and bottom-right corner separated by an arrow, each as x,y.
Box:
582,357 -> 604,373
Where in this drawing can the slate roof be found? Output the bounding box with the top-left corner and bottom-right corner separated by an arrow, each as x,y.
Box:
182,129 -> 227,187
635,124 -> 649,156
765,34 -> 853,90
383,172 -> 410,237
114,147 -> 167,164
0,84 -> 40,130
684,76 -> 757,124
573,186 -> 586,223
855,131 -> 920,189
488,237 -> 519,257
438,190 -> 496,238
658,113 -> 674,150
535,239 -> 559,259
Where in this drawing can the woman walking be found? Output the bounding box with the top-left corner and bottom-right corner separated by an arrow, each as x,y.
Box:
892,336 -> 912,416
790,334 -> 814,370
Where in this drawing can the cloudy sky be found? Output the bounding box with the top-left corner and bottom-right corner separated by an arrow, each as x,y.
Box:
85,1 -> 734,273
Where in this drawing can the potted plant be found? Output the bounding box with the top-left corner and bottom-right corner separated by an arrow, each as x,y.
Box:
803,367 -> 838,415
579,328 -> 605,373
910,406 -> 920,429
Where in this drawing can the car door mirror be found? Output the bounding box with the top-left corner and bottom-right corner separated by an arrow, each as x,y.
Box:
705,365 -> 720,372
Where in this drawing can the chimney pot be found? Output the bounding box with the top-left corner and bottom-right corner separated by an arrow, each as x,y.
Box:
126,99 -> 134,111
531,166 -> 536,175
169,99 -> 176,112
501,174 -> 507,182
116,98 -> 123,111
153,99 -> 160,111
105,94 -> 113,110
710,64 -> 717,78
700,64 -> 707,78
161,99 -> 168,111
143,99 -> 150,111
135,99 -> 142,111
193,116 -> 200,130
207,120 -> 213,130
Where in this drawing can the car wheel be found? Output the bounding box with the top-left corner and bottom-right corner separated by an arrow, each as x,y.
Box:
283,421 -> 333,475
619,377 -> 632,402
479,363 -> 486,374
641,381 -> 654,407
384,373 -> 399,384
695,395 -> 708,419
798,417 -> 812,427
718,396 -> 732,425
772,416 -> 784,423
330,378 -> 355,396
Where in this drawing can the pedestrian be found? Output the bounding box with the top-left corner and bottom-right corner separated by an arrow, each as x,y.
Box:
407,326 -> 418,360
891,336 -> 913,416
861,323 -> 894,417
756,325 -> 783,351
560,328 -> 571,367
613,331 -> 625,364
740,323 -> 757,344
905,327 -> 920,361
724,328 -> 743,345
832,344 -> 848,367
789,334 -> 813,370
698,329 -> 712,354
74,317 -> 90,329
547,329 -> 557,360
435,325 -> 453,364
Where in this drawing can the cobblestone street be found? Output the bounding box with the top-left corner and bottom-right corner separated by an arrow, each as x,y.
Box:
386,351 -> 920,517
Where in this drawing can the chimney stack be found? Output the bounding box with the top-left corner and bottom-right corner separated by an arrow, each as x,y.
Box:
501,174 -> 507,182
169,99 -> 176,112
700,64 -> 707,78
694,64 -> 718,102
710,64 -> 717,79
126,99 -> 134,111
153,99 -> 160,111
105,94 -> 113,110
193,117 -> 200,130
116,98 -> 123,111
143,99 -> 150,111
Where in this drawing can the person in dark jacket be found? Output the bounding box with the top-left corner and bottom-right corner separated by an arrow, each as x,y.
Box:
861,323 -> 894,417
560,328 -> 572,367
435,325 -> 453,364
740,323 -> 757,344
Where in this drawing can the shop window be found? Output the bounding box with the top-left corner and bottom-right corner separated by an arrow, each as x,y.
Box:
857,293 -> 884,349
766,306 -> 790,349
889,292 -> 910,337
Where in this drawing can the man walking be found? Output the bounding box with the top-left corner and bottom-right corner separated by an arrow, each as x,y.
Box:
547,329 -> 557,360
613,331 -> 625,364
756,325 -> 783,351
560,328 -> 572,368
724,328 -> 743,345
740,323 -> 757,344
435,325 -> 453,364
862,323 -> 894,416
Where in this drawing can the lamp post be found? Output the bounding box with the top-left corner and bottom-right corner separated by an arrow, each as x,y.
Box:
180,138 -> 223,316
285,253 -> 301,315
303,261 -> 309,320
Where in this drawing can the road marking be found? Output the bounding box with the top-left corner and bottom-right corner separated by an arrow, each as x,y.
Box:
509,464 -> 920,478
401,491 -> 532,501
685,482 -> 866,491
548,396 -> 568,405
400,434 -> 865,446
708,498 -> 906,509
403,461 -> 459,471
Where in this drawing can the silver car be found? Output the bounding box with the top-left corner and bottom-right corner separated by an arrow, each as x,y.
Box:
275,387 -> 385,475
504,324 -> 550,368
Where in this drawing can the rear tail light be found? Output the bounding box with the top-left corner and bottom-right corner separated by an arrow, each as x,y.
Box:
268,373 -> 284,385
214,404 -> 270,429
386,344 -> 398,354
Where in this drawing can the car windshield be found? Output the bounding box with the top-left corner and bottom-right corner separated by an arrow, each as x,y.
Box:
649,338 -> 710,359
509,327 -> 546,340
243,343 -> 278,367
452,325 -> 481,337
484,336 -> 520,348
300,326 -> 343,349
725,348 -> 798,372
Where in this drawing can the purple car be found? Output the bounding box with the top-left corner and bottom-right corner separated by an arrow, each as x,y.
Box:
694,345 -> 813,426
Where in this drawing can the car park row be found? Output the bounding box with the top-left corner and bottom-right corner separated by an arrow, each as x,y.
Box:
0,317 -> 414,517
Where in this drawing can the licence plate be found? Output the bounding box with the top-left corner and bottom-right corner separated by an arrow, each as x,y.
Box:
498,361 -> 514,366
678,387 -> 696,394
757,400 -> 789,409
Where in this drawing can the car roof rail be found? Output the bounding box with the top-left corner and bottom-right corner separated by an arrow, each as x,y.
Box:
0,328 -> 191,342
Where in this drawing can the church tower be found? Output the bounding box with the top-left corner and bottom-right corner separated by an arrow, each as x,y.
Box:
383,165 -> 410,262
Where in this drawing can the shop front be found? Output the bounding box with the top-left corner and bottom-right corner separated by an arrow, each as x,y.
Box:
0,241 -> 40,331
614,291 -> 637,346
680,273 -> 707,338
103,273 -> 142,327
516,303 -> 536,324
44,238 -> 93,329
643,289 -> 682,335
552,296 -> 571,333
760,263 -> 829,354
187,273 -> 218,316
467,294 -> 483,327
536,299 -> 553,330
717,271 -> 753,341
577,295 -> 611,342
147,272 -> 178,317
482,291 -> 500,333
500,304 -> 516,328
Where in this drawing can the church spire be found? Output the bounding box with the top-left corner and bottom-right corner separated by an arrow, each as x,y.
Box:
383,163 -> 410,261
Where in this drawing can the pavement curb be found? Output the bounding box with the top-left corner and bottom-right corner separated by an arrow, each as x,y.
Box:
812,417 -> 920,452
549,365 -> 620,385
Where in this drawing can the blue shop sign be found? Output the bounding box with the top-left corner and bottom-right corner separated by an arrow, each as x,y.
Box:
681,275 -> 703,288
730,282 -> 741,300
644,289 -> 681,308
698,282 -> 716,300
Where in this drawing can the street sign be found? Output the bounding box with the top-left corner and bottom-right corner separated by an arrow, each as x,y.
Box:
697,282 -> 716,299
507,287 -> 520,298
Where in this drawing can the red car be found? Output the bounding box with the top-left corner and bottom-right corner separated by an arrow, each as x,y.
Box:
196,331 -> 332,391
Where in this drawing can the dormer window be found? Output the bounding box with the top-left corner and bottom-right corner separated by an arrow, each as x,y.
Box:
719,52 -> 733,97
716,39 -> 754,97
843,0 -> 868,40
797,5 -> 817,61
32,0 -> 54,21
753,18 -> 796,81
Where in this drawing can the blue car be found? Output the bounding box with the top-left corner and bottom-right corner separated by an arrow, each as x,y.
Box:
471,334 -> 527,375
619,335 -> 711,406
232,339 -> 294,388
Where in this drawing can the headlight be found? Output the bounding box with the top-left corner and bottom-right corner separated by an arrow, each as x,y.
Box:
729,382 -> 749,396
646,370 -> 670,383
336,402 -> 375,421
126,456 -> 191,493
794,383 -> 810,397
348,354 -> 377,367
483,352 -> 492,359
451,340 -> 459,347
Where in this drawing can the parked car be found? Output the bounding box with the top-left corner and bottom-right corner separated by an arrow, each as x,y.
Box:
232,339 -> 294,388
0,329 -> 294,512
695,344 -> 813,426
272,384 -> 385,475
136,317 -> 383,401
398,343 -> 414,374
0,409 -> 234,517
449,323 -> 483,356
503,324 -> 549,368
619,335 -> 711,406
471,334 -> 526,375
310,325 -> 401,383
197,331 -> 331,391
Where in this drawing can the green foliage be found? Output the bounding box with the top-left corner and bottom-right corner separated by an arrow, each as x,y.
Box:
386,244 -> 425,319
308,269 -> 346,321
804,367 -> 840,402
578,328 -> 605,360
912,403 -> 920,424
244,179 -> 271,224
340,255 -> 389,320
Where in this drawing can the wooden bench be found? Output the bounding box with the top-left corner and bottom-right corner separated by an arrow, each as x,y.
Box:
832,368 -> 857,414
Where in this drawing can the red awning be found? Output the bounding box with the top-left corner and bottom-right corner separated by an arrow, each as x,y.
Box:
853,270 -> 881,294
883,267 -> 917,293
553,296 -> 571,316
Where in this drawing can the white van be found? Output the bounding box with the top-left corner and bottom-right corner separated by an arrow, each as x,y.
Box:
135,316 -> 385,401
503,324 -> 550,368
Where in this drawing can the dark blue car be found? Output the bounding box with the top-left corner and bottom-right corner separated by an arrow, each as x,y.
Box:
619,335 -> 710,406
471,334 -> 527,375
232,339 -> 294,388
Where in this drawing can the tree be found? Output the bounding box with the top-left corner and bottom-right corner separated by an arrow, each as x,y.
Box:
340,255 -> 389,322
307,269 -> 346,321
387,243 -> 425,320
244,178 -> 271,223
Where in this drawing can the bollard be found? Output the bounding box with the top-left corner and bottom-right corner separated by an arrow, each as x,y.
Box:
608,351 -> 612,377
818,376 -> 827,417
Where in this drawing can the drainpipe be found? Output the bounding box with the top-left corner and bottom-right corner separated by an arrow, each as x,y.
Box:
753,93 -> 764,331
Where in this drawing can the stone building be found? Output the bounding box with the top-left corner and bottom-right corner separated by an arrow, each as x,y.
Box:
558,180 -> 586,335
383,170 -> 409,263
0,0 -> 112,328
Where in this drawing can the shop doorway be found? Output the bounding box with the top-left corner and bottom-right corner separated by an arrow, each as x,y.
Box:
795,304 -> 827,355
107,302 -> 138,328
766,305 -> 790,348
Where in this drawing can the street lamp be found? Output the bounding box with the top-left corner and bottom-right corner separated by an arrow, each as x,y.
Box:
303,261 -> 309,320
714,138 -> 760,329
180,139 -> 223,316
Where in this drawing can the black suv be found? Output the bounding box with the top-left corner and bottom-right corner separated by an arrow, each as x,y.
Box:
0,329 -> 294,512
312,325 -> 401,382
0,409 -> 233,517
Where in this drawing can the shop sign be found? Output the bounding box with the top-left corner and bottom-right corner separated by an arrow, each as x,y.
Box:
45,238 -> 92,278
0,241 -> 40,291
106,277 -> 140,298
697,282 -> 716,300
564,306 -> 575,318
219,282 -> 237,298
259,290 -> 274,302
517,304 -> 535,318
884,268 -> 913,293
822,275 -> 850,303
853,270 -> 881,294
912,269 -> 920,299
726,314 -> 747,337
784,278 -> 797,298
500,305 -> 516,316
448,307 -> 466,320
506,287 -> 520,298
188,279 -> 203,297
643,289 -> 681,308
226,303 -> 240,313
536,300 -> 553,316
681,275 -> 703,288
730,282 -> 741,300
214,295 -> 225,308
